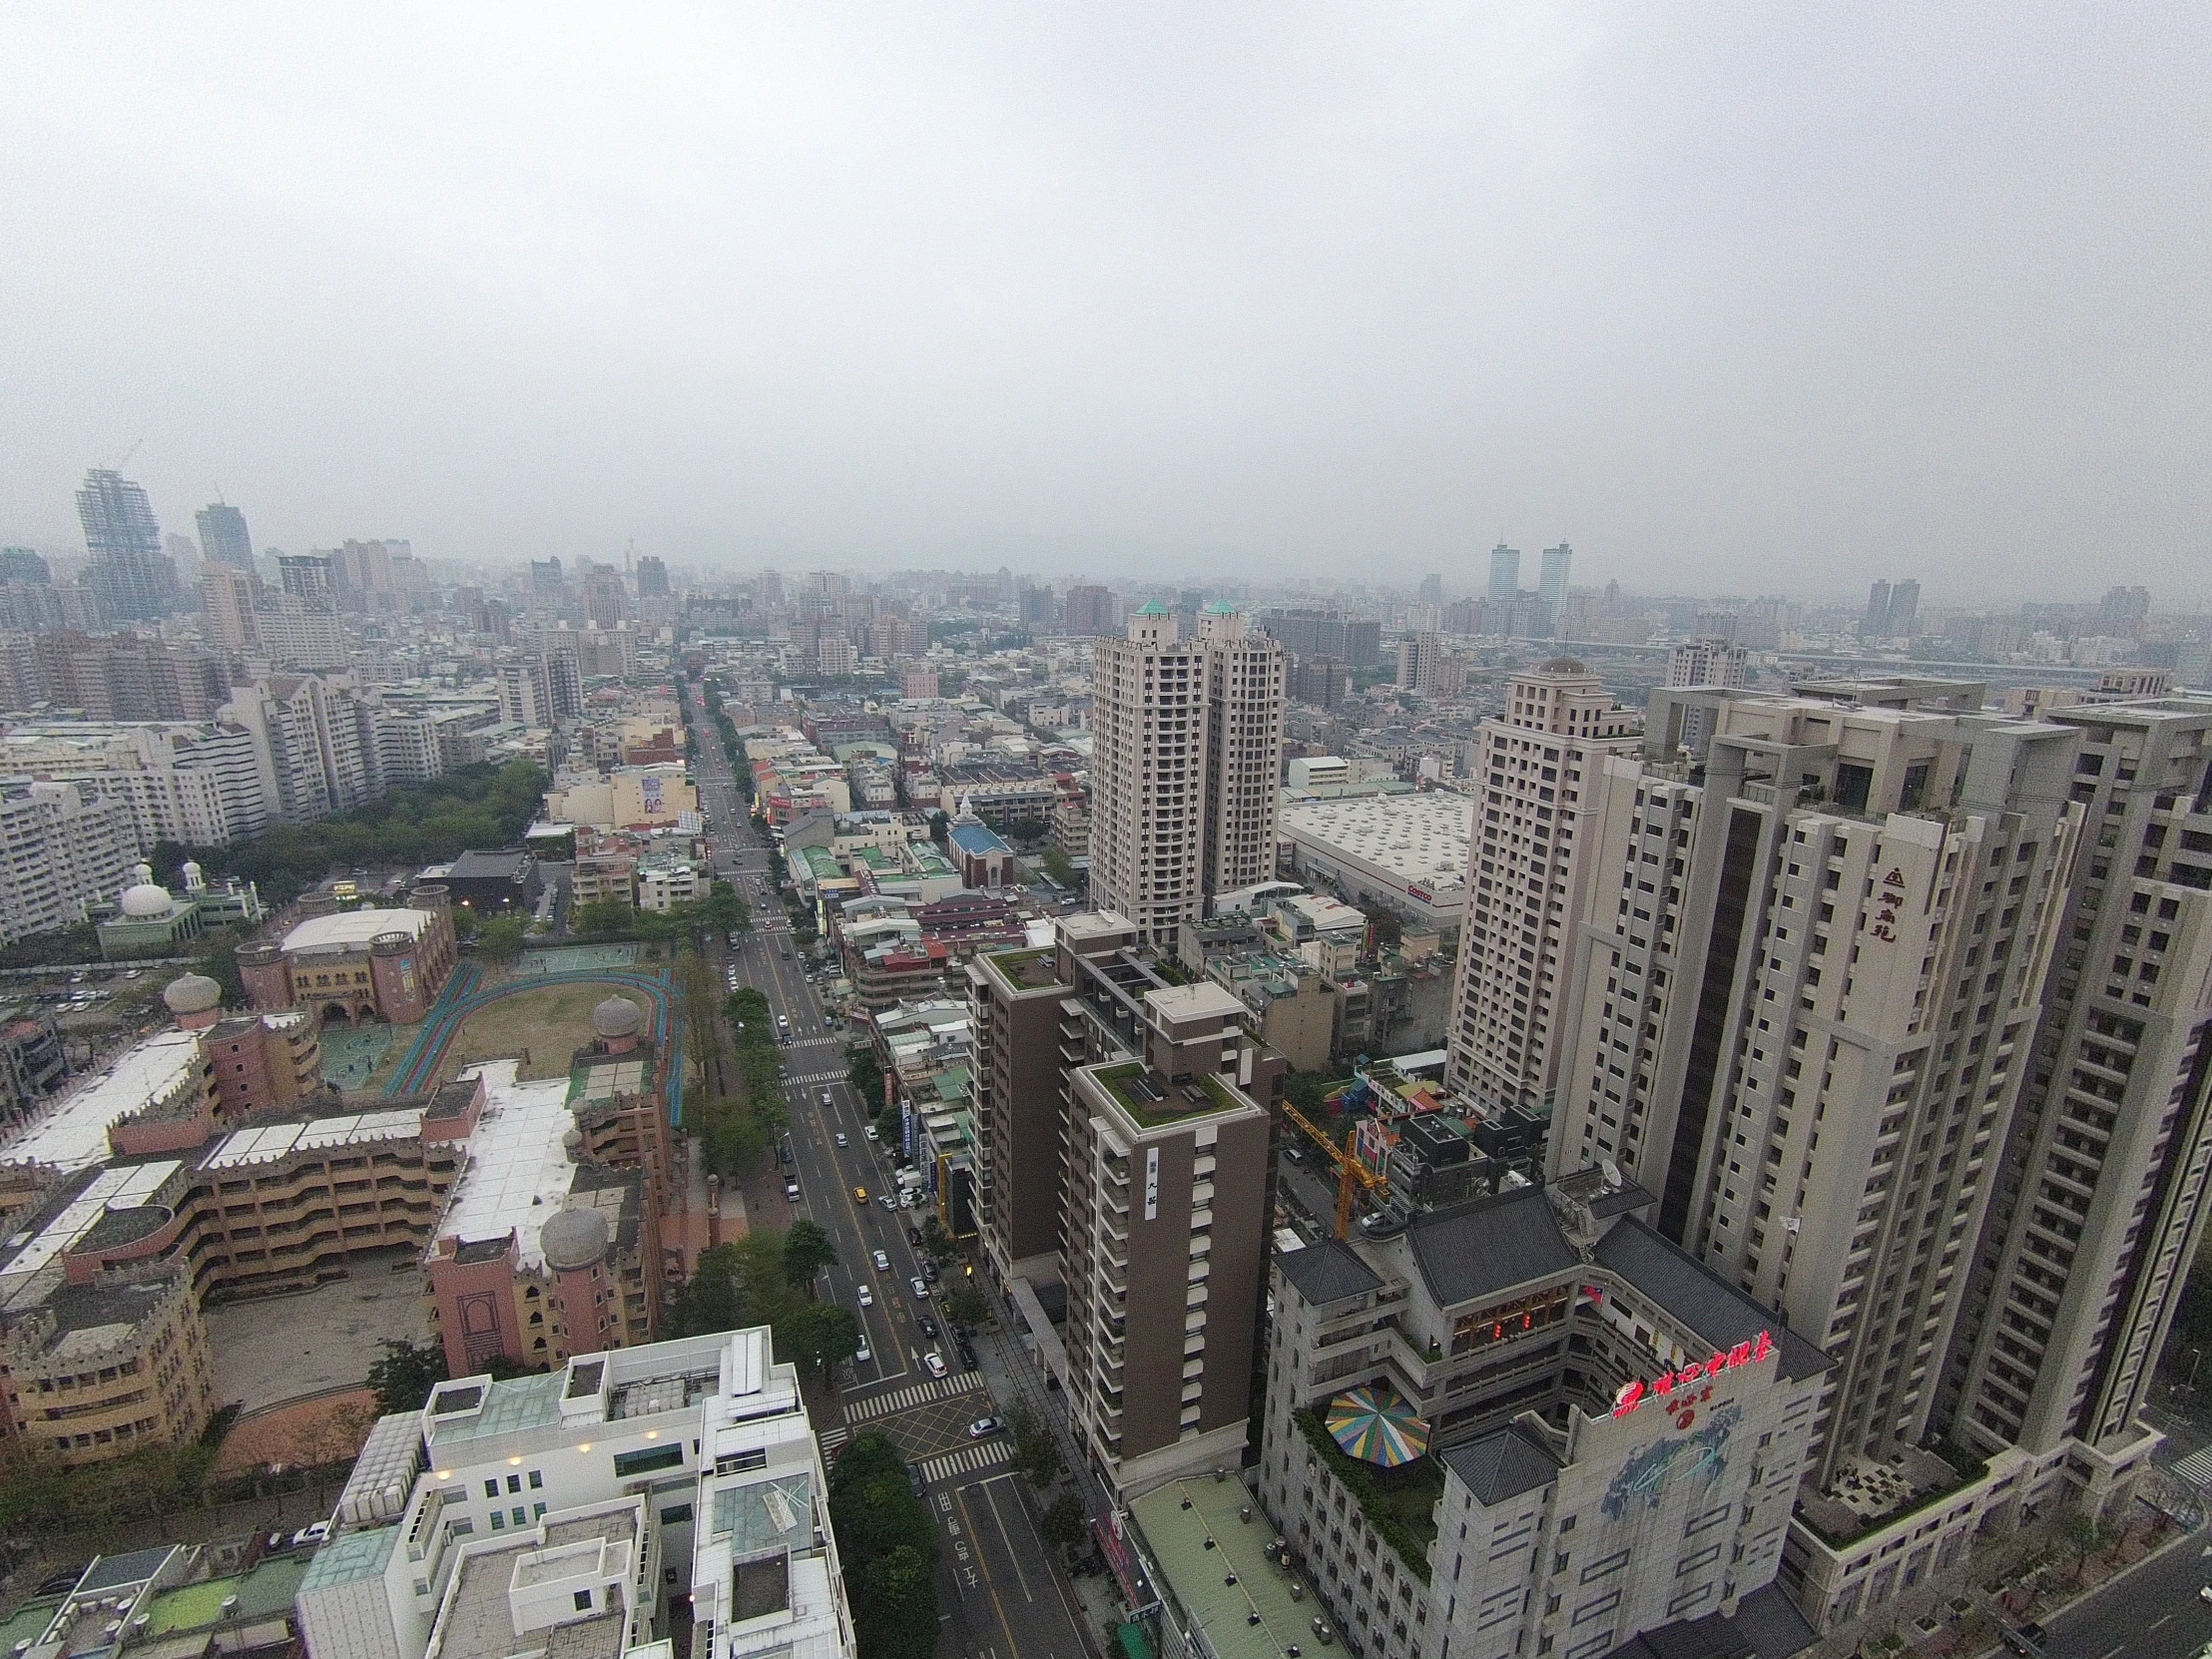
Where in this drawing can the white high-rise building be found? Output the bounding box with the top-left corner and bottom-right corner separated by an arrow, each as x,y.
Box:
1089,602 -> 1285,948
0,782 -> 141,943
1443,660 -> 1641,1112
201,561 -> 260,653
1553,686 -> 2081,1478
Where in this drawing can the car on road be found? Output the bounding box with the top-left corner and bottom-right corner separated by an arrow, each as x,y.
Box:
2001,1624 -> 2045,1657
291,1521 -> 330,1549
921,1260 -> 938,1282
922,1351 -> 946,1378
821,1089 -> 833,1106
779,1146 -> 792,1164
905,1462 -> 925,1499
863,1124 -> 877,1141
918,1317 -> 937,1339
968,1416 -> 1001,1438
852,1185 -> 866,1203
784,1180 -> 800,1200
956,1338 -> 977,1368
857,1284 -> 872,1307
833,1132 -> 847,1147
872,1250 -> 890,1272
905,1225 -> 923,1245
910,1276 -> 929,1300
878,1194 -> 895,1209
854,1336 -> 871,1364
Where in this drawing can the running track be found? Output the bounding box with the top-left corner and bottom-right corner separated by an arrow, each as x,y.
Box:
382,962 -> 684,1126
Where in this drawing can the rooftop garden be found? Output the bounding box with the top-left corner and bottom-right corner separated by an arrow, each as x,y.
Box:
1092,1060 -> 1247,1127
1293,1407 -> 1438,1580
987,945 -> 1060,988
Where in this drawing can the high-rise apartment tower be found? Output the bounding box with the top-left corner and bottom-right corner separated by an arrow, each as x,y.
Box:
77,467 -> 177,621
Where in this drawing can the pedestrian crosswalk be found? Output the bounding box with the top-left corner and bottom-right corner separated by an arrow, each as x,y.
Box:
786,1069 -> 843,1086
918,1441 -> 1007,1485
2171,1448 -> 2212,1489
843,1375 -> 979,1424
818,1424 -> 850,1454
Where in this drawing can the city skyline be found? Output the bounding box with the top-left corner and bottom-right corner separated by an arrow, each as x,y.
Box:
2,9 -> 2205,597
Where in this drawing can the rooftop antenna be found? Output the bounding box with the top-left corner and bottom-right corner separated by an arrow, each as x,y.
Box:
213,482 -> 227,505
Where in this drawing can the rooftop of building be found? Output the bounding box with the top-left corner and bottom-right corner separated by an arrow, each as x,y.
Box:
1402,1186 -> 1577,1308
1276,1238 -> 1383,1306
1127,1473 -> 1315,1659
981,944 -> 1061,989
1087,1060 -> 1252,1129
1277,792 -> 1473,885
1142,978 -> 1247,1028
0,1028 -> 203,1173
1591,1220 -> 1834,1383
280,905 -> 436,954
1602,1583 -> 1817,1659
947,818 -> 1014,856
0,1159 -> 185,1308
434,1060 -> 586,1275
444,848 -> 533,881
203,1107 -> 425,1171
426,1507 -> 638,1659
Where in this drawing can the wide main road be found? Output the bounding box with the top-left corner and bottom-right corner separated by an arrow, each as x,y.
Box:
682,680 -> 1087,1659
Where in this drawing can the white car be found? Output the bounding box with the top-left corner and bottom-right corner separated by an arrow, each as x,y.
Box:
821,1089 -> 833,1106
910,1276 -> 930,1301
834,1132 -> 848,1148
291,1520 -> 330,1548
857,1284 -> 872,1307
863,1125 -> 878,1142
854,1336 -> 872,1364
872,1250 -> 890,1272
922,1351 -> 947,1379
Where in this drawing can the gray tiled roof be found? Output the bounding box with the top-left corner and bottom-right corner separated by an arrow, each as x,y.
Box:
1277,1240 -> 1383,1306
1440,1423 -> 1562,1504
1592,1220 -> 1832,1382
1405,1187 -> 1576,1307
1603,1583 -> 1815,1659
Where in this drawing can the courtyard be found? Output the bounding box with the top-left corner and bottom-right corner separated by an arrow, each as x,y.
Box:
430,978 -> 642,1081
202,1245 -> 431,1414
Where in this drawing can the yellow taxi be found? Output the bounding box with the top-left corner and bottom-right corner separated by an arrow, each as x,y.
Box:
852,1185 -> 867,1203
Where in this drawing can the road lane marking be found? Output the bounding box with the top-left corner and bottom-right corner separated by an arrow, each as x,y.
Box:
955,1487 -> 1024,1659
978,1476 -> 1037,1604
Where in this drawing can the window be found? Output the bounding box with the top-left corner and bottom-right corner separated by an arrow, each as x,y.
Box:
529,1469 -> 544,1488
507,1473 -> 522,1493
613,1444 -> 685,1478
513,1507 -> 528,1526
484,1479 -> 500,1498
574,1590 -> 594,1612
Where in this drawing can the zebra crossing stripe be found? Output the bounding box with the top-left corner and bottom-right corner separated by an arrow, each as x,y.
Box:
819,1425 -> 850,1452
919,1442 -> 1009,1485
842,1376 -> 983,1423
2171,1449 -> 2212,1489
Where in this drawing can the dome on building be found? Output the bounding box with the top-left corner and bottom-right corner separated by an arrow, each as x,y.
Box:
121,882 -> 175,918
163,973 -> 223,1015
592,995 -> 643,1039
540,1206 -> 610,1273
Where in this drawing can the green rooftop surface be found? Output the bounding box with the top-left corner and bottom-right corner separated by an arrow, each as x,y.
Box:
1091,1062 -> 1245,1128
1129,1475 -> 1311,1659
0,1603 -> 58,1654
986,945 -> 1059,989
146,1555 -> 306,1634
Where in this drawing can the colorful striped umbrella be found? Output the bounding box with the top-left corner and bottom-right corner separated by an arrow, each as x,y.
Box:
1326,1384 -> 1430,1466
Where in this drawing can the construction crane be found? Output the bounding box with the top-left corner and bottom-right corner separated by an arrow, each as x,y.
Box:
1279,1096 -> 1389,1240
111,438 -> 143,472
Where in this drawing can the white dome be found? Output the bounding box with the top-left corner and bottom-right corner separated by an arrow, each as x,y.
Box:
540,1207 -> 611,1272
120,883 -> 175,918
163,973 -> 223,1014
593,995 -> 643,1038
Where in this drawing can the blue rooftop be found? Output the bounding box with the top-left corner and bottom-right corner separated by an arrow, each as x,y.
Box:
947,821 -> 1013,857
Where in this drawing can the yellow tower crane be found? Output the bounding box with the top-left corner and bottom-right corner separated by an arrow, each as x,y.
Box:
1279,1096 -> 1389,1239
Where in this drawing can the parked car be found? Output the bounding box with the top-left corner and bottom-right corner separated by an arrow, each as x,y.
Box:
922,1351 -> 947,1379
863,1124 -> 878,1141
784,1180 -> 801,1200
291,1521 -> 330,1548
906,1226 -> 924,1246
921,1260 -> 938,1282
878,1194 -> 895,1209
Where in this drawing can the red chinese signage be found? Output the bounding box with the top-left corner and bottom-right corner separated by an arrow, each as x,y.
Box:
1610,1330 -> 1774,1416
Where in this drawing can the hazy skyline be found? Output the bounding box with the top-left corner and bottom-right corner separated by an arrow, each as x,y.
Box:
2,6 -> 2205,602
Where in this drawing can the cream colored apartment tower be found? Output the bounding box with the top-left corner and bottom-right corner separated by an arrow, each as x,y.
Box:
1090,601 -> 1284,949
1550,686 -> 2081,1477
1442,658 -> 1640,1112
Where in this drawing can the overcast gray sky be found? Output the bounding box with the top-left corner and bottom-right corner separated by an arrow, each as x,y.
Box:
1,4 -> 2205,602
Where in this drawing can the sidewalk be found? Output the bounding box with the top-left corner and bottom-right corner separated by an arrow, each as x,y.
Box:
968,1277 -> 1120,1654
